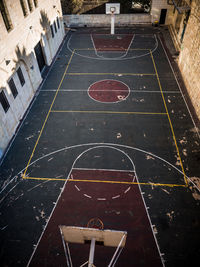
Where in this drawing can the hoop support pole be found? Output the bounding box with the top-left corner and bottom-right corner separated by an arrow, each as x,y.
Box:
88,238 -> 96,267
111,13 -> 115,35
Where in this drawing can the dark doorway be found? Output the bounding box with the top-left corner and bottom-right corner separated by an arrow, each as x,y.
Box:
159,9 -> 167,24
34,41 -> 46,72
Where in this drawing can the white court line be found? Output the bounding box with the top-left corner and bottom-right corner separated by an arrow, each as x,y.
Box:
71,145 -> 136,200
136,175 -> 165,266
90,34 -> 135,60
67,33 -> 159,61
42,89 -> 182,94
158,36 -> 200,139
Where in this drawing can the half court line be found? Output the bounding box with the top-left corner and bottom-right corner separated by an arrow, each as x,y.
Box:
42,89 -> 182,94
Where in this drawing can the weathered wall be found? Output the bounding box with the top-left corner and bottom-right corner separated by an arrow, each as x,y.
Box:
64,13 -> 152,27
178,0 -> 200,120
151,0 -> 173,24
0,0 -> 65,157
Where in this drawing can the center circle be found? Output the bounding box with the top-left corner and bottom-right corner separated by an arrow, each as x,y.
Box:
88,79 -> 130,103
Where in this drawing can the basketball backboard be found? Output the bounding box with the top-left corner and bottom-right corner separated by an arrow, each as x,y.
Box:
59,226 -> 127,247
106,3 -> 120,14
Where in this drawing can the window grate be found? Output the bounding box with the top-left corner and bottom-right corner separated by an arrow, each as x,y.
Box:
0,90 -> 10,113
8,78 -> 18,98
17,67 -> 25,86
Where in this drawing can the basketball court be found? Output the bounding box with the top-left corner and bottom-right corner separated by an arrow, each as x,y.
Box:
0,12 -> 200,267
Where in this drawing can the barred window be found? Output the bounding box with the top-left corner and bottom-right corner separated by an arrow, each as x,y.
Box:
0,0 -> 12,31
57,17 -> 60,29
0,90 -> 10,113
8,78 -> 18,98
50,25 -> 54,38
33,0 -> 38,7
20,0 -> 28,17
17,67 -> 25,86
27,0 -> 33,12
54,21 -> 57,33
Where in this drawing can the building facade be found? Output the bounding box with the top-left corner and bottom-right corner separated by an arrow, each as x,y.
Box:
0,0 -> 65,157
151,0 -> 200,121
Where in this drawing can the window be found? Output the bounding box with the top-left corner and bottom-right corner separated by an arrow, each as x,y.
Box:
57,17 -> 60,29
17,67 -> 25,86
0,0 -> 12,31
50,25 -> 54,38
20,0 -> 28,17
27,0 -> 33,12
0,90 -> 10,113
33,0 -> 38,7
8,78 -> 18,98
54,21 -> 57,33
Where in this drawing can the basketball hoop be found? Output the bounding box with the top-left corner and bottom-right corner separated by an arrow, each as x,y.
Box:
110,7 -> 116,14
106,3 -> 120,35
87,218 -> 104,230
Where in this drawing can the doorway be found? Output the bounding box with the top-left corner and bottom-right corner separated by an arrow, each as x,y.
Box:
34,41 -> 46,72
159,9 -> 167,25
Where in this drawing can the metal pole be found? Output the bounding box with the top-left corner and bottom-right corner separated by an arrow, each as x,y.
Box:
88,238 -> 96,267
111,13 -> 115,35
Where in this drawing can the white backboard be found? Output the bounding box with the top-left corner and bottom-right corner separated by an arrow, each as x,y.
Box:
60,226 -> 127,248
106,3 -> 120,14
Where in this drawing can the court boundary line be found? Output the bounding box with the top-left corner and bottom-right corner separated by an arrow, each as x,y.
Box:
158,35 -> 200,139
150,50 -> 188,186
22,50 -> 75,179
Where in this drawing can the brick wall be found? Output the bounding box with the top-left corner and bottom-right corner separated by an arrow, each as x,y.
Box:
178,0 -> 200,120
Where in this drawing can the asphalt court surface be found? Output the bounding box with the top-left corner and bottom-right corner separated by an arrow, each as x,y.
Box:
0,27 -> 200,267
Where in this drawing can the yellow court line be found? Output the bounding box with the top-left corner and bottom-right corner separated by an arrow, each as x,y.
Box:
22,51 -> 75,179
67,73 -> 156,76
23,176 -> 186,188
150,50 -> 188,187
51,110 -> 167,115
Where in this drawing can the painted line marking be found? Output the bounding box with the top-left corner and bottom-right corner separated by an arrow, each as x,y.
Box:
112,195 -> 120,199
51,110 -> 167,115
42,89 -> 182,94
23,177 -> 187,188
66,73 -> 156,76
124,187 -> 131,194
150,50 -> 188,186
84,194 -> 92,198
22,51 -> 75,179
74,48 -> 151,51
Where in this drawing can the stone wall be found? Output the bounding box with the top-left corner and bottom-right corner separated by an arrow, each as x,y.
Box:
0,0 -> 65,157
178,0 -> 200,120
64,13 -> 152,27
